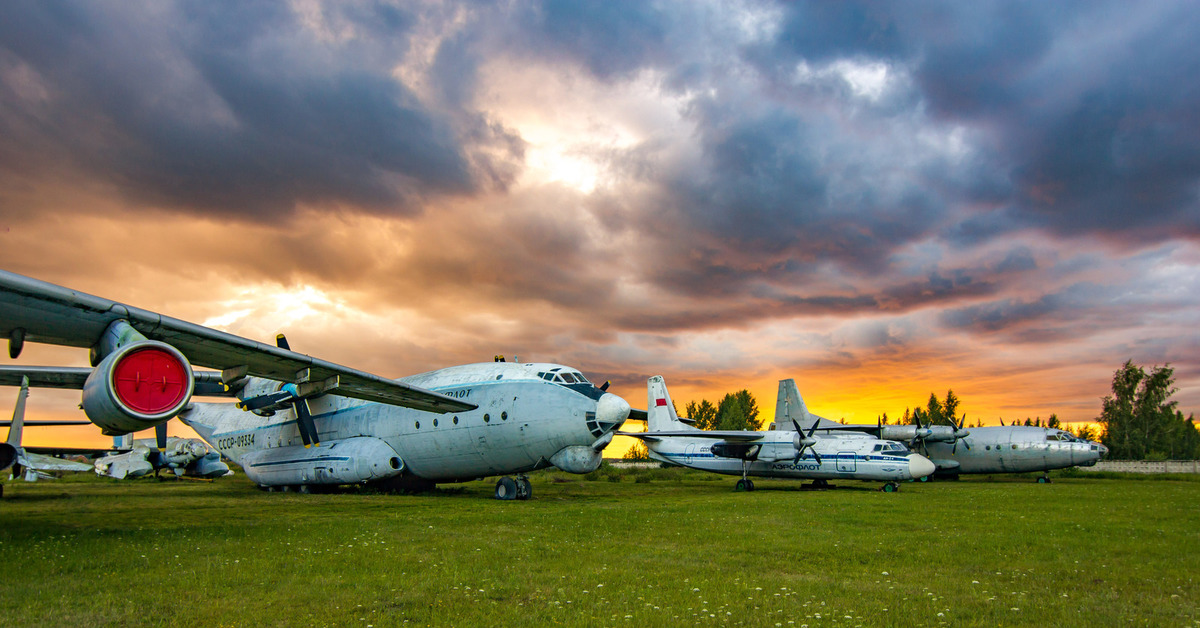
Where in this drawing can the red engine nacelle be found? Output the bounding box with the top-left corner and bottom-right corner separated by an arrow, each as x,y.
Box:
82,340 -> 195,436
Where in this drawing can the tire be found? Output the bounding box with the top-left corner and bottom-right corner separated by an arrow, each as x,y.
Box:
746,480 -> 755,492
883,483 -> 898,493
495,477 -> 518,500
735,479 -> 749,492
517,478 -> 533,500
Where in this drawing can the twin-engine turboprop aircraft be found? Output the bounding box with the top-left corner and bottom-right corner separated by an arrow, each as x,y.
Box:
619,376 -> 935,491
0,270 -> 630,498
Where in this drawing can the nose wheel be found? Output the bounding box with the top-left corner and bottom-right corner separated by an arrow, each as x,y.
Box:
494,475 -> 533,500
882,482 -> 900,492
1036,474 -> 1051,484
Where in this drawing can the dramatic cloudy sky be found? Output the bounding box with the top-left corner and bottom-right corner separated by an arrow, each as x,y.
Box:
2,1 -> 1198,449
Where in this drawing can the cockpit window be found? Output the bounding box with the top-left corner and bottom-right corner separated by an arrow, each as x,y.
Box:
572,372 -> 590,384
873,444 -> 883,452
560,373 -> 577,383
881,442 -> 910,456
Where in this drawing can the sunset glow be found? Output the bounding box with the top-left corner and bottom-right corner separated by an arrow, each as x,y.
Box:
2,1 -> 1198,452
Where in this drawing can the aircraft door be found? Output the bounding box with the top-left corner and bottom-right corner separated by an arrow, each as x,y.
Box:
836,451 -> 856,473
684,443 -> 696,464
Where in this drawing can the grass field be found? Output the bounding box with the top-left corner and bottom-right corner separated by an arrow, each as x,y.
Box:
1,467 -> 1197,627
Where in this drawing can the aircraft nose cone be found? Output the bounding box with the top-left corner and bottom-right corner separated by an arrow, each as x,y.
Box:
1097,443 -> 1109,458
595,393 -> 631,431
909,454 -> 936,479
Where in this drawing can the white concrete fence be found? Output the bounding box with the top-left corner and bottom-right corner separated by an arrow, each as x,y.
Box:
1079,460 -> 1200,474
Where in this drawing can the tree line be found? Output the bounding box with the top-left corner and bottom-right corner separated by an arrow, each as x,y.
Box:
624,360 -> 1199,461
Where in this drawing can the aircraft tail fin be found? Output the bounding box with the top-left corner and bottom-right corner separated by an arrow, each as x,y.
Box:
646,376 -> 688,432
774,379 -> 810,429
6,376 -> 29,447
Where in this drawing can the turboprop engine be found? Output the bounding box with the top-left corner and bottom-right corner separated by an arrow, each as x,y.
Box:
81,340 -> 195,435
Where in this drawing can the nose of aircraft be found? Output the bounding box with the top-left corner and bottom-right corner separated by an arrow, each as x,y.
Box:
595,393 -> 631,431
908,453 -> 936,479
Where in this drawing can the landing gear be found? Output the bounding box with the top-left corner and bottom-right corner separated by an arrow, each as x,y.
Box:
919,475 -> 930,482
882,482 -> 900,493
495,476 -> 533,500
734,460 -> 755,492
1037,474 -> 1051,484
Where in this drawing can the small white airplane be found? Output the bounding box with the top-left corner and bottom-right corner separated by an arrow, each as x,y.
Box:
0,376 -> 93,491
94,434 -> 230,480
0,270 -> 631,499
619,377 -> 935,491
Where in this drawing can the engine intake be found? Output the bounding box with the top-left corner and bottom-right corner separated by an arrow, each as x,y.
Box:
82,340 -> 194,435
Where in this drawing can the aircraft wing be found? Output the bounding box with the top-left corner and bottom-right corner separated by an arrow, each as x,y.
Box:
0,271 -> 475,413
617,430 -> 767,442
18,449 -> 93,473
0,365 -> 233,397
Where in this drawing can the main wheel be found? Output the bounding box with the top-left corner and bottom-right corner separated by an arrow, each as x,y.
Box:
1036,476 -> 1050,484
735,479 -> 749,492
883,482 -> 898,493
517,477 -> 533,500
745,479 -> 755,492
495,476 -> 518,500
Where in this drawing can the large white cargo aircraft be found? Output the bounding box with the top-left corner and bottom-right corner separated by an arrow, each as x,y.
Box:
619,376 -> 935,491
0,270 -> 631,498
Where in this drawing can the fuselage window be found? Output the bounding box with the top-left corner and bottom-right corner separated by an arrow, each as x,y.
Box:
453,416 -> 459,425
484,414 -> 491,423
433,418 -> 439,427
501,411 -> 508,421
415,421 -> 420,429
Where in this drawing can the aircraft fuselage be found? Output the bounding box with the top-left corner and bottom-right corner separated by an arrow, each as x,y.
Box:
920,425 -> 1107,475
645,431 -> 933,482
182,362 -> 628,487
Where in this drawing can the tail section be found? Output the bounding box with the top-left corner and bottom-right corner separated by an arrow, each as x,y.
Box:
774,379 -> 810,429
646,376 -> 689,432
774,379 -> 843,430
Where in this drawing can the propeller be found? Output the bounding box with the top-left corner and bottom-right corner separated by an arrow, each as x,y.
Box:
913,416 -> 932,456
950,415 -> 971,454
277,333 -> 320,448
790,418 -> 822,465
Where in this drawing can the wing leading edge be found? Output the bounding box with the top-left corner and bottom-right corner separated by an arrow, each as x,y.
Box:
0,271 -> 475,414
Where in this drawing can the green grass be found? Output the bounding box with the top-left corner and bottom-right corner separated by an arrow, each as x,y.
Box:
2,468 -> 1198,627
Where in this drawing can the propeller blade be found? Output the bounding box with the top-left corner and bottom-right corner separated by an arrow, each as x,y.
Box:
812,451 -> 822,465
275,333 -> 290,351
294,398 -> 319,448
600,380 -> 610,392
951,439 -> 958,455
155,422 -> 168,451
791,417 -> 802,432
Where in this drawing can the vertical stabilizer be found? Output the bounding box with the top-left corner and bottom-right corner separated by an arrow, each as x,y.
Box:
646,376 -> 688,432
774,379 -> 810,429
6,376 -> 29,446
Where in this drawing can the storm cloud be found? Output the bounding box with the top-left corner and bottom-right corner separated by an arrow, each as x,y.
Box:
2,0 -> 1199,446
